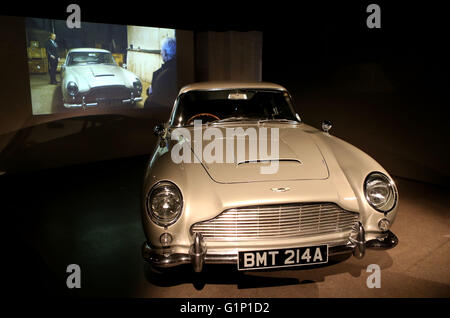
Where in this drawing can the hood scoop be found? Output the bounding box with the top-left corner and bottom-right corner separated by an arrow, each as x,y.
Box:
237,159 -> 302,166
90,66 -> 115,77
194,126 -> 329,183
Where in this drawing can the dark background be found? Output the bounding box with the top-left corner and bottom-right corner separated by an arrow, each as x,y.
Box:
25,17 -> 128,54
1,1 -> 448,185
0,0 -> 449,302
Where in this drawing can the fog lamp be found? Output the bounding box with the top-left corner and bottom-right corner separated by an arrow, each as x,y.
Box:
160,233 -> 173,247
378,218 -> 391,232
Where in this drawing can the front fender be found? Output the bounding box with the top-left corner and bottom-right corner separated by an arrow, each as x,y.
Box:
142,138 -> 220,247
313,127 -> 399,239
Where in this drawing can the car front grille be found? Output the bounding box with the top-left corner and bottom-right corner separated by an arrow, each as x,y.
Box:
84,85 -> 131,102
191,203 -> 359,241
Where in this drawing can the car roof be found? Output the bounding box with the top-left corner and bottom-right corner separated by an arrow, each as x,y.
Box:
68,48 -> 111,53
179,81 -> 287,95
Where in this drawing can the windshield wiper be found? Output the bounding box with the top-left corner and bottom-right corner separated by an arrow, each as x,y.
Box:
211,116 -> 256,124
257,118 -> 299,123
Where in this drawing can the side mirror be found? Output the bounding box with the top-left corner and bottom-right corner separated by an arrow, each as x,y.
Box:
321,120 -> 332,134
122,63 -> 127,69
154,123 -> 165,137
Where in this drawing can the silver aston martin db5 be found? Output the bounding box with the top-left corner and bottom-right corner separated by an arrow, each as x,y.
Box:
61,48 -> 142,109
142,82 -> 398,273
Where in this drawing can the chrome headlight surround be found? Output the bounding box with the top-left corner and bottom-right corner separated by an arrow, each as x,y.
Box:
133,79 -> 142,95
67,81 -> 78,96
364,172 -> 398,213
146,181 -> 183,227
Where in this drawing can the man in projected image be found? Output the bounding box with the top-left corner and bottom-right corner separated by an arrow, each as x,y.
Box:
45,33 -> 59,85
144,37 -> 177,109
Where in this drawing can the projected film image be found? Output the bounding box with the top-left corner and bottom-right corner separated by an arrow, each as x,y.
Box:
25,18 -> 177,115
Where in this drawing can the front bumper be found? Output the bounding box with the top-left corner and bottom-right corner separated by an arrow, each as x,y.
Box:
142,222 -> 398,272
64,95 -> 142,109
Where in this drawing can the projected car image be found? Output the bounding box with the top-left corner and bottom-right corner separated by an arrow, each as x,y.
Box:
61,48 -> 142,109
141,82 -> 399,274
25,18 -> 177,115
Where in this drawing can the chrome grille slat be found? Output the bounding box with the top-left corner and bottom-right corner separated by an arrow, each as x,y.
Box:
197,224 -> 353,232
197,228 -> 351,235
221,209 -> 345,216
216,211 -> 340,217
191,203 -> 359,241
203,219 -> 347,228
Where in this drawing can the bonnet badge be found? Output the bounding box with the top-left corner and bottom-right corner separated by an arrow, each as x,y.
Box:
271,187 -> 290,193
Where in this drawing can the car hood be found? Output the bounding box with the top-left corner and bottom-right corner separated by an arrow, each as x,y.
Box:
66,64 -> 132,89
184,123 -> 329,183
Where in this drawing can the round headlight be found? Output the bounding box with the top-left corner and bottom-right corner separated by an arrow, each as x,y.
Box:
133,79 -> 142,94
147,181 -> 183,226
364,172 -> 397,213
67,81 -> 78,96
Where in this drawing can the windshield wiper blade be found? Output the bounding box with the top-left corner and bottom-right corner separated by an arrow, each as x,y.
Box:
258,118 -> 298,123
211,116 -> 254,123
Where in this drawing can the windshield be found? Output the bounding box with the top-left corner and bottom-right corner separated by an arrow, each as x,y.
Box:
67,51 -> 116,66
171,89 -> 298,126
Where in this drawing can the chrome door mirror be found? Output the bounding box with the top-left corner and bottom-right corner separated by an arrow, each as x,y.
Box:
321,120 -> 332,134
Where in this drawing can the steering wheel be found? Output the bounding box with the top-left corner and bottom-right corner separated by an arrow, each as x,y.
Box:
186,113 -> 220,125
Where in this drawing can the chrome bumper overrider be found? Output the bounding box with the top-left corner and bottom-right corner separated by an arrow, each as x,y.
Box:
142,223 -> 398,272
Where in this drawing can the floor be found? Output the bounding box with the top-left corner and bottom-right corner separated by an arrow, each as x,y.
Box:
2,155 -> 449,298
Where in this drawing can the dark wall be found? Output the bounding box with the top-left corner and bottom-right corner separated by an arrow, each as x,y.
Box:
195,31 -> 262,82
262,9 -> 450,185
0,17 -> 30,139
1,4 -> 449,185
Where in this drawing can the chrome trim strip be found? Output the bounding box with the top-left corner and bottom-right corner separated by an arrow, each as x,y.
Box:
122,97 -> 143,103
63,97 -> 142,108
64,102 -> 98,108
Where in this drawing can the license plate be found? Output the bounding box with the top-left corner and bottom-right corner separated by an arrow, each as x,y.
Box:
237,245 -> 328,271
